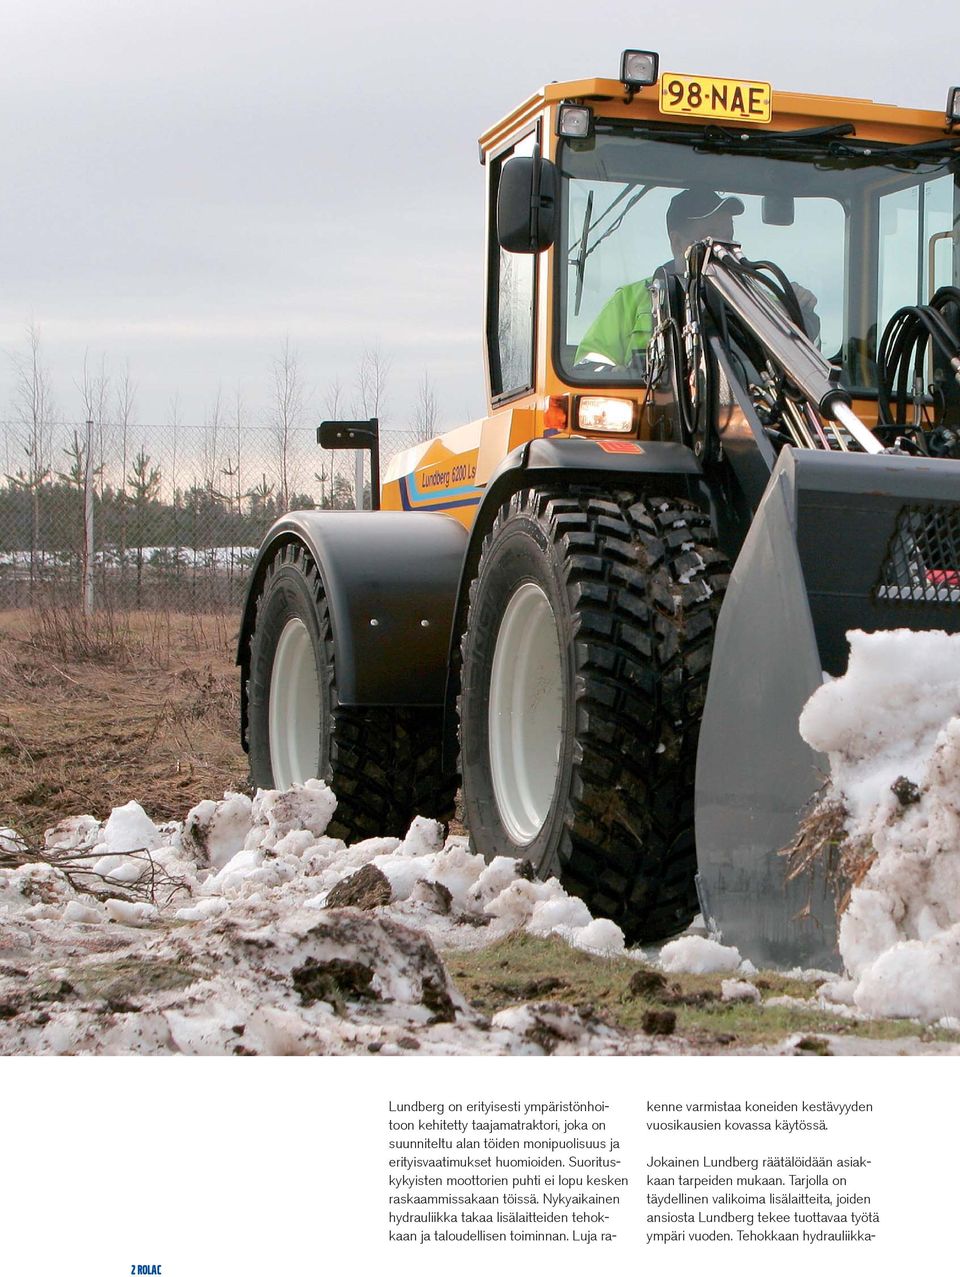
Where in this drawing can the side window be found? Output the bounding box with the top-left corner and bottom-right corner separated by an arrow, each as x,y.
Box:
878,174 -> 955,326
487,131 -> 537,400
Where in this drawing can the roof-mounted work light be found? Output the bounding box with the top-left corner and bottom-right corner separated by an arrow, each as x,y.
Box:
947,86 -> 960,125
557,102 -> 594,138
620,49 -> 659,89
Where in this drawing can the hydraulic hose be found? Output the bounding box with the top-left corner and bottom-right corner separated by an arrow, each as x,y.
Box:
876,288 -> 960,450
694,241 -> 882,453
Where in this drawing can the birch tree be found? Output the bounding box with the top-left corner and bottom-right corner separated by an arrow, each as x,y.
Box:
412,369 -> 440,443
353,346 -> 389,509
115,364 -> 137,584
269,338 -> 306,512
9,324 -> 55,586
79,352 -> 110,499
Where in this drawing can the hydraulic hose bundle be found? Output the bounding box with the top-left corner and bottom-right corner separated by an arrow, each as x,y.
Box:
659,245 -> 809,458
700,252 -> 812,445
673,239 -> 881,457
876,288 -> 960,455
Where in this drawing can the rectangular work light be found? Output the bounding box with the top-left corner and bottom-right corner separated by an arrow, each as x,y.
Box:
577,397 -> 635,433
557,102 -> 594,138
620,49 -> 659,89
947,86 -> 960,124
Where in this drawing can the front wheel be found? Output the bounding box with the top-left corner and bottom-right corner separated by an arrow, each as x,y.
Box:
458,487 -> 727,941
246,542 -> 456,840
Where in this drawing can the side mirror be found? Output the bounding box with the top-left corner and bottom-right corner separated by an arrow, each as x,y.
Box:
762,193 -> 795,226
317,418 -> 380,511
497,148 -> 558,253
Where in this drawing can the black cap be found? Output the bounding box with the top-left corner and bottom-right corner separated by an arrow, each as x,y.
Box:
666,187 -> 745,232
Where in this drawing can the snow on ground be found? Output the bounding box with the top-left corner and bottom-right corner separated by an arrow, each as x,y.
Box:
801,630 -> 960,1022
3,626 -> 960,1053
659,935 -> 743,975
0,785 -> 653,1056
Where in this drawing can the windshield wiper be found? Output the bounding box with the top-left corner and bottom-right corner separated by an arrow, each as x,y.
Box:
825,136 -> 960,162
597,121 -> 857,149
567,183 -> 653,315
702,122 -> 856,146
573,189 -> 593,316
603,120 -> 960,169
582,185 -> 653,261
694,123 -> 960,169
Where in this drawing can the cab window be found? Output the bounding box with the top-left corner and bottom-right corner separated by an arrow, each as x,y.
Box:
487,131 -> 538,400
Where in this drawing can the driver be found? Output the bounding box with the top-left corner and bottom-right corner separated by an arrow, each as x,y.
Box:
575,186 -> 819,368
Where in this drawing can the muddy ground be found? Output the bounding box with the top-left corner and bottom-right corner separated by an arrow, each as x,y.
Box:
0,607 -> 248,843
1,606 -> 957,1056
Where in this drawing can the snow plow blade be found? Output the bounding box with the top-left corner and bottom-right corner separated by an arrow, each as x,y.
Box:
695,447 -> 960,970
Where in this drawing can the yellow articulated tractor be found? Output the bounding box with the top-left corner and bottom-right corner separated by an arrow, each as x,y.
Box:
238,52 -> 960,967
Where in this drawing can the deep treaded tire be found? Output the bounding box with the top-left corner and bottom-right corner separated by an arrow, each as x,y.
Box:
459,486 -> 727,941
247,542 -> 456,841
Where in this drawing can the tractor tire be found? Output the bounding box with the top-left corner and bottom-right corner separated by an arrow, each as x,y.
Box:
246,542 -> 456,841
458,486 -> 727,942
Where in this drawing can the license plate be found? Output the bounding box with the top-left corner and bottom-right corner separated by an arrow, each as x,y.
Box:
659,73 -> 772,123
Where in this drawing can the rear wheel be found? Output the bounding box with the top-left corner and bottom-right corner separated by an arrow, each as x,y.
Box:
268,616 -> 323,790
247,542 -> 456,840
488,581 -> 564,842
458,486 -> 727,941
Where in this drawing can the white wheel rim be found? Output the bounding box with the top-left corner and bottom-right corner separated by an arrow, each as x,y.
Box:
269,618 -> 322,788
488,582 -> 564,843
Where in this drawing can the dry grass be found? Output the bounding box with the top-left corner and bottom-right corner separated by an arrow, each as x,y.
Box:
783,788 -> 876,918
447,933 -> 960,1050
0,607 -> 248,842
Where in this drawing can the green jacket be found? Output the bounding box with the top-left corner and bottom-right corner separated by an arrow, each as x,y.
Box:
575,277 -> 655,367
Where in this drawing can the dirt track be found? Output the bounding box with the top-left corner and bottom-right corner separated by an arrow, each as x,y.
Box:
0,608 -> 248,842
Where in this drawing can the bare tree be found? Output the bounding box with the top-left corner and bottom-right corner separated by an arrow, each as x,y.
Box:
221,386 -> 245,518
202,386 -> 223,494
314,376 -> 346,508
221,386 -> 246,581
78,357 -> 110,505
413,369 -> 440,443
57,430 -> 88,585
353,346 -> 390,509
57,426 -> 106,590
269,337 -> 306,511
323,376 -> 344,419
9,323 -> 56,585
115,364 -> 137,588
167,393 -> 183,578
354,345 -> 390,422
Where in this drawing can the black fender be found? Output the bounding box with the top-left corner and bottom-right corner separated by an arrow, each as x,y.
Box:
237,511 -> 468,750
441,435 -> 705,761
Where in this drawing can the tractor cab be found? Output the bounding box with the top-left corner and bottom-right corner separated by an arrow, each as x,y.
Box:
483,55 -> 960,450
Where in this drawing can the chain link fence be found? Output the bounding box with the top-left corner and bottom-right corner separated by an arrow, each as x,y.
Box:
0,418 -> 420,611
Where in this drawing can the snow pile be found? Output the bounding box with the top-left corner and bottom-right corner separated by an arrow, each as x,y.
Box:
659,935 -> 743,975
0,783 -> 643,1056
721,979 -> 761,1003
800,629 -> 960,1021
0,785 -> 627,958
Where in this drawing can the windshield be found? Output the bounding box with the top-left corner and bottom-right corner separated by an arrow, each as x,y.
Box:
557,124 -> 960,390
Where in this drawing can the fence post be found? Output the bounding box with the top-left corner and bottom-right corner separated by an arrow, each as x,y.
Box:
83,416 -> 94,614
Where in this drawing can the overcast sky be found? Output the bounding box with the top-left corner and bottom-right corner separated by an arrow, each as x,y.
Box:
1,0 -> 958,436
